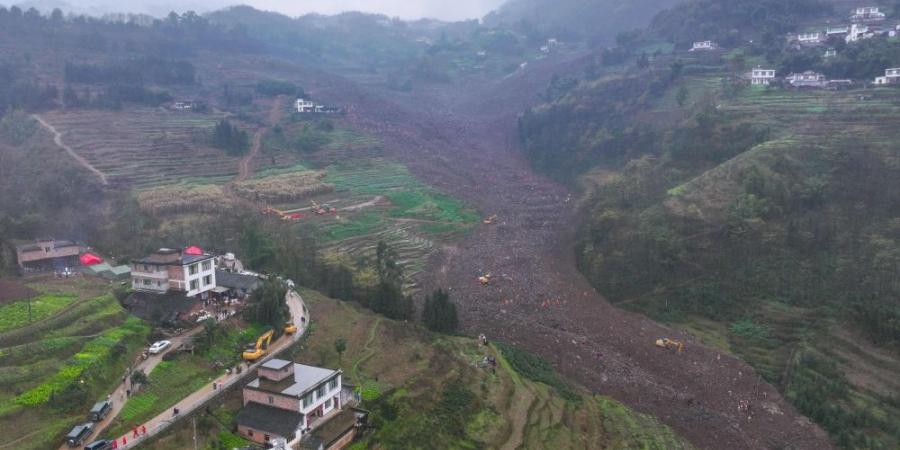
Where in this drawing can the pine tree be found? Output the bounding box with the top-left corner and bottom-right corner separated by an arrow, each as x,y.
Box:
423,289 -> 458,333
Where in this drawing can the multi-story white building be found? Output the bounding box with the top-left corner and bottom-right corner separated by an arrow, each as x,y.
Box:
786,71 -> 827,88
850,6 -> 885,23
874,68 -> 900,85
846,23 -> 874,42
751,68 -> 777,85
689,40 -> 718,51
130,248 -> 216,298
237,359 -> 344,446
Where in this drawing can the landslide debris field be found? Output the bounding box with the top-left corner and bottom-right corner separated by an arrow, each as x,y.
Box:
297,55 -> 835,449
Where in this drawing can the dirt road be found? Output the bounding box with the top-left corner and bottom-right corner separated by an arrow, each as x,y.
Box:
302,56 -> 833,449
234,96 -> 285,183
32,114 -> 109,185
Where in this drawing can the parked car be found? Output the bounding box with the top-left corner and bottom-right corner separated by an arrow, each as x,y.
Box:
148,340 -> 171,354
88,400 -> 112,422
83,439 -> 113,450
65,423 -> 94,447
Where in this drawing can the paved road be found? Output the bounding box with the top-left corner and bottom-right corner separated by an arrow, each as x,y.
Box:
106,291 -> 306,449
50,328 -> 204,450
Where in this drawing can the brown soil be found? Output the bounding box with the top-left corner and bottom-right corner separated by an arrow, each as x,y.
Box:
298,53 -> 834,449
0,279 -> 36,305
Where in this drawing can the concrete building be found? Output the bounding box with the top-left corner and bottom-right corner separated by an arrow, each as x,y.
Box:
751,68 -> 777,85
689,40 -> 718,51
846,23 -> 875,42
850,6 -> 885,24
797,32 -> 824,45
826,26 -> 849,37
874,68 -> 900,85
786,71 -> 828,88
15,239 -> 81,273
130,248 -> 216,298
237,359 -> 344,446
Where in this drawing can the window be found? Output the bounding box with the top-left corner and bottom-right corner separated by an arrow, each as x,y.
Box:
203,275 -> 211,286
302,393 -> 313,408
264,434 -> 270,442
268,396 -> 274,404
202,261 -> 211,271
143,279 -> 151,286
190,280 -> 199,291
156,281 -> 161,287
328,377 -> 338,391
316,384 -> 327,399
247,430 -> 253,437
189,264 -> 198,275
325,398 -> 332,409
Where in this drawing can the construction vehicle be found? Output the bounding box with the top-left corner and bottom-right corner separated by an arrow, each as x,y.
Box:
242,329 -> 274,361
284,322 -> 297,335
483,215 -> 497,225
655,338 -> 685,354
478,274 -> 492,285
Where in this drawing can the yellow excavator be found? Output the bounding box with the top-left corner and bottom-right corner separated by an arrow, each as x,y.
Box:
242,329 -> 275,361
478,274 -> 492,285
483,215 -> 497,225
655,338 -> 685,354
284,322 -> 297,335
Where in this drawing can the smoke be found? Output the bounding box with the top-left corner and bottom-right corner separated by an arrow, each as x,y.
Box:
15,0 -> 508,21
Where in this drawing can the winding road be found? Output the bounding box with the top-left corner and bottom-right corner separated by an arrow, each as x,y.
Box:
32,114 -> 109,186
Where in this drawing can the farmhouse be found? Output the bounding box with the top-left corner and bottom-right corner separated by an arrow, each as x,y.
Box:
874,68 -> 900,85
850,6 -> 885,24
214,270 -> 260,298
824,48 -> 837,58
846,23 -> 874,42
796,32 -> 824,45
786,71 -> 828,88
826,26 -> 849,37
15,239 -> 81,273
689,40 -> 718,51
750,68 -> 777,85
296,99 -> 341,114
236,359 -> 345,446
130,247 -> 216,298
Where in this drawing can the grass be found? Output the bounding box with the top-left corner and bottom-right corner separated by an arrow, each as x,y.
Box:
0,294 -> 76,333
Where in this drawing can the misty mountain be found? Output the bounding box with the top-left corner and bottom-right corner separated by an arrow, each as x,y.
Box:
483,0 -> 680,44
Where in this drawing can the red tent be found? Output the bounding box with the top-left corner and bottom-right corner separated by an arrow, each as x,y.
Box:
289,213 -> 304,220
184,246 -> 203,255
79,253 -> 103,266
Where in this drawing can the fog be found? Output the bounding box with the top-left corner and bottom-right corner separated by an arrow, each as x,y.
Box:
14,0 -> 508,21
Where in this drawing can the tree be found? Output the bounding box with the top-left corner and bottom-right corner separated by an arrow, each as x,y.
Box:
130,369 -> 148,388
422,289 -> 459,333
676,86 -> 689,107
211,119 -> 249,155
334,338 -> 347,363
247,279 -> 287,331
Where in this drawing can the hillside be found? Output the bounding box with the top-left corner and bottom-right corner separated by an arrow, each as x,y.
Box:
483,0 -> 680,44
517,1 -> 900,448
141,288 -> 693,450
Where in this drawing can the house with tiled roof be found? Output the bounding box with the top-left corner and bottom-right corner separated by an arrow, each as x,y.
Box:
15,239 -> 81,273
130,247 -> 216,298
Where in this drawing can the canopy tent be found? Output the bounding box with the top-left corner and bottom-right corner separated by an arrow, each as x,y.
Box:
79,253 -> 104,266
184,246 -> 204,255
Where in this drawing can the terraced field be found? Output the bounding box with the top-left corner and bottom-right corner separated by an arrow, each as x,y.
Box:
0,277 -> 150,450
38,109 -> 240,188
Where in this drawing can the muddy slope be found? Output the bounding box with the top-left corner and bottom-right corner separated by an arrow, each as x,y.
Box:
302,56 -> 833,449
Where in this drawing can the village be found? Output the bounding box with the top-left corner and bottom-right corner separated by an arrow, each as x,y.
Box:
12,239 -> 366,450
688,6 -> 900,88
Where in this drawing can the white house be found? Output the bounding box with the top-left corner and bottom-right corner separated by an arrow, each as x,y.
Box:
824,48 -> 837,58
295,98 -> 316,113
131,248 -> 217,298
846,23 -> 874,42
874,68 -> 900,85
690,40 -> 718,51
787,71 -> 827,88
797,32 -> 824,45
237,359 -> 344,446
826,26 -> 849,37
850,6 -> 885,23
751,68 -> 777,85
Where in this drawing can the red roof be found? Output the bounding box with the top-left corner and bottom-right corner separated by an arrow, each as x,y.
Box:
79,253 -> 103,266
184,246 -> 203,255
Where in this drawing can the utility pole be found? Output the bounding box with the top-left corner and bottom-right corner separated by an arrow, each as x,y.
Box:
27,297 -> 32,323
193,416 -> 198,450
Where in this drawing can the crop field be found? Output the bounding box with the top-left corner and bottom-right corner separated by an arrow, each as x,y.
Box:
232,170 -> 334,203
295,289 -> 691,449
38,108 -> 241,188
0,294 -> 76,333
0,278 -> 150,450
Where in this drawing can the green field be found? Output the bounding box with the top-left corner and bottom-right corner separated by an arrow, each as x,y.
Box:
0,294 -> 76,333
0,280 -> 150,450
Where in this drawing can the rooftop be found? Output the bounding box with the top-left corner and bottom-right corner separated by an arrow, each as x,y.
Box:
248,363 -> 340,398
16,239 -> 78,253
236,402 -> 303,439
133,248 -> 214,266
262,358 -> 292,370
215,270 -> 260,291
